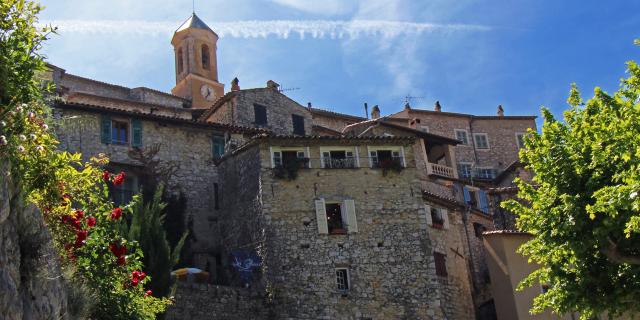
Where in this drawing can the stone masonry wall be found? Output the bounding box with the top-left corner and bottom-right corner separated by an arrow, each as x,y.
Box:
0,160 -> 70,320
311,112 -> 363,133
166,283 -> 272,320
233,88 -> 313,135
256,139 -> 447,319
53,108 -> 221,264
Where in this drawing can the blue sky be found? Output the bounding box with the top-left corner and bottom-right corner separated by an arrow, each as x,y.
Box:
39,0 -> 640,125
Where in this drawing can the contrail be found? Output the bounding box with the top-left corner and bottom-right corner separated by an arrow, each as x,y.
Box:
39,19 -> 490,39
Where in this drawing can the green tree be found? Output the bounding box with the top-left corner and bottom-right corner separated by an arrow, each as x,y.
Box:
503,40 -> 640,319
126,185 -> 187,298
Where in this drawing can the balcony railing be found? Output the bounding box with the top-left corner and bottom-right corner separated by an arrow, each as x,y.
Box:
322,158 -> 357,169
427,163 -> 456,179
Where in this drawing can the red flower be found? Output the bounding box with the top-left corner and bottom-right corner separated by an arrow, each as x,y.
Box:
75,210 -> 84,219
109,242 -> 126,257
71,218 -> 82,230
102,170 -> 110,181
110,207 -> 122,220
131,270 -> 146,287
61,215 -> 72,224
145,290 -> 152,297
76,230 -> 88,242
113,172 -> 126,186
130,278 -> 139,287
117,256 -> 126,266
86,216 -> 96,227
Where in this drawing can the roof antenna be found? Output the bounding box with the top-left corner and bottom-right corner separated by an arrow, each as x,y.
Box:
192,0 -> 195,13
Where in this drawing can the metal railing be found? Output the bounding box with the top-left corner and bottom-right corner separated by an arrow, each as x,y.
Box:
322,157 -> 357,169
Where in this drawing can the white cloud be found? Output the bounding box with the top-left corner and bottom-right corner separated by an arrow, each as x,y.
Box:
40,19 -> 489,40
270,0 -> 356,16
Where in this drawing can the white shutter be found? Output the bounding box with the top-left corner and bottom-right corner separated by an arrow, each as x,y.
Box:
442,209 -> 450,229
315,199 -> 328,234
344,199 -> 358,233
425,205 -> 433,226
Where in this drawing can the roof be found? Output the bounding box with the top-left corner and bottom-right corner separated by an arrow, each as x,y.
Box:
251,133 -> 415,142
310,107 -> 366,122
56,101 -> 266,134
343,118 -> 460,145
175,13 -> 217,36
391,108 -> 537,121
311,125 -> 342,136
482,229 -> 531,236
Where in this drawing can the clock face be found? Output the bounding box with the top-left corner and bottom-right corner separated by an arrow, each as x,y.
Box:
200,84 -> 216,101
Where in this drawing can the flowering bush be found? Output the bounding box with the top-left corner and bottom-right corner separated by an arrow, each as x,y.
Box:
0,1 -> 169,318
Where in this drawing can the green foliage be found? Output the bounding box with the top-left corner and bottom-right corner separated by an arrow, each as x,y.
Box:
125,185 -> 187,298
502,41 -> 640,319
0,1 -> 169,318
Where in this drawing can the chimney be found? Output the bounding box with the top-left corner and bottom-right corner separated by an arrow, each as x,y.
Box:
364,103 -> 369,119
404,102 -> 411,110
231,77 -> 240,91
266,80 -> 280,90
371,105 -> 381,119
434,101 -> 442,112
307,102 -> 312,111
497,105 -> 504,117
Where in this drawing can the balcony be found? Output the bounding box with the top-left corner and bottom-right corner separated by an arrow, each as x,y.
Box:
322,157 -> 357,169
427,162 -> 456,179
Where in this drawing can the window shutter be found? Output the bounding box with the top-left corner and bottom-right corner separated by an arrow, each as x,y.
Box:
442,209 -> 450,229
463,186 -> 471,204
315,199 -> 328,234
425,205 -> 433,225
478,190 -> 489,213
101,115 -> 112,144
131,118 -> 142,147
344,199 -> 357,233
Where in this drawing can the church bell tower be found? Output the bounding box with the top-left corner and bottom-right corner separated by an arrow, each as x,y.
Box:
171,13 -> 225,109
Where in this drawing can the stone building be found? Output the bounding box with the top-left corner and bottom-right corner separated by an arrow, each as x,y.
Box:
45,12 -> 539,320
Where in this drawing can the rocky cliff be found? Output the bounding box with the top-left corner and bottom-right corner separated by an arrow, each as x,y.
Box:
0,160 -> 70,320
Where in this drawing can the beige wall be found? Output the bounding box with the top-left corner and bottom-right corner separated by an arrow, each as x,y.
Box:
483,233 -> 573,320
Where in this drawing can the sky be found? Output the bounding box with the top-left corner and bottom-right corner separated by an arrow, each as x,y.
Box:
39,0 -> 640,126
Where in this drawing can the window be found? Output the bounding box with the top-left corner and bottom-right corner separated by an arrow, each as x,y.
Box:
214,183 -> 219,210
326,203 -> 346,234
254,104 -> 267,125
370,149 -> 404,168
430,207 -> 445,229
212,135 -> 225,158
315,198 -> 357,234
463,186 -> 489,213
177,47 -> 183,74
473,222 -> 486,237
292,114 -> 305,135
201,44 -> 210,69
273,150 -> 307,168
111,120 -> 129,145
473,133 -> 490,150
516,132 -> 525,149
336,268 -> 350,292
110,171 -> 137,207
457,163 -> 473,178
475,167 -> 496,180
322,150 -> 356,169
419,125 -> 429,133
434,252 -> 447,277
454,129 -> 469,145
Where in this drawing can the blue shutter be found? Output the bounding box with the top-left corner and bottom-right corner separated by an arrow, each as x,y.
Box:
101,115 -> 112,144
212,135 -> 225,158
463,186 -> 471,204
131,118 -> 142,147
478,189 -> 489,213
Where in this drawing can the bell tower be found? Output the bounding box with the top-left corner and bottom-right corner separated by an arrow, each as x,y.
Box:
171,13 -> 225,109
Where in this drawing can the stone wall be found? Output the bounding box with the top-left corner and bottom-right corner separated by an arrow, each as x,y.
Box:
53,107 -> 224,266
0,160 -> 70,320
166,283 -> 273,320
311,110 -> 364,133
213,88 -> 313,135
253,139 -> 447,319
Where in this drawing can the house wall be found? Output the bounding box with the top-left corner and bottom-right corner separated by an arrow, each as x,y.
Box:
252,139 -> 449,319
311,112 -> 363,133
52,108 -> 221,265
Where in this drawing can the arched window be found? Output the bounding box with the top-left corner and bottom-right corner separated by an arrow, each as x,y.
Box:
177,48 -> 183,74
201,44 -> 210,70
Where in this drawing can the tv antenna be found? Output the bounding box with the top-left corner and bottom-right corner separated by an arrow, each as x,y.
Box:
279,87 -> 300,93
403,95 -> 425,108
